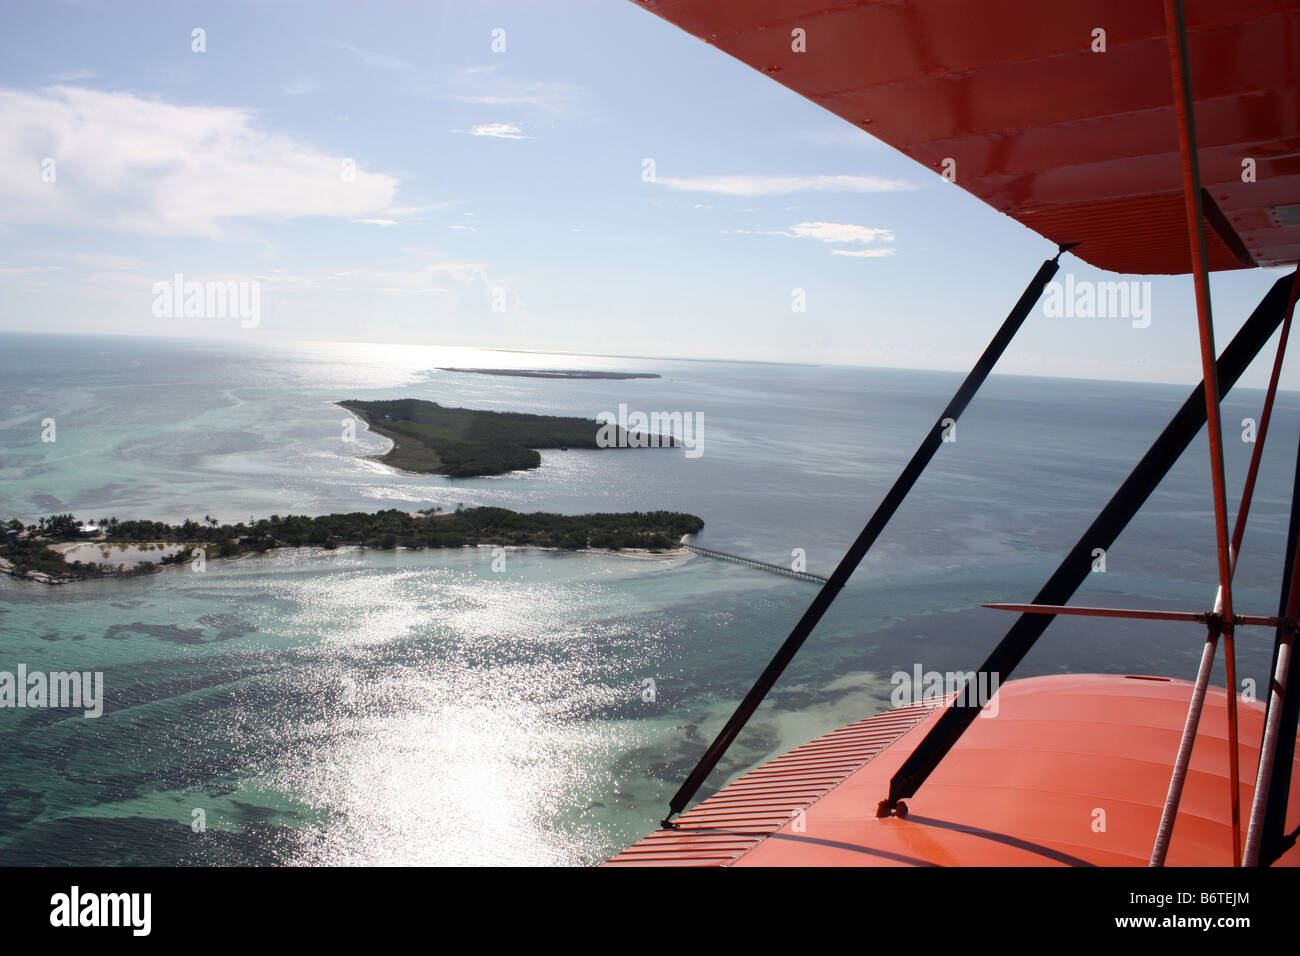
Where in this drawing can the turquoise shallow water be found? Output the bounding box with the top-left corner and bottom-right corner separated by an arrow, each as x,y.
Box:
1,331 -> 1297,864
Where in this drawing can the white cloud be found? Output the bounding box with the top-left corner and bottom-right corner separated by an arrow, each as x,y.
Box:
47,251 -> 149,270
468,123 -> 530,140
447,66 -> 585,119
312,37 -> 412,74
49,69 -> 96,82
0,86 -> 401,237
389,202 -> 454,219
1,253 -> 506,305
0,265 -> 58,279
790,222 -> 895,244
657,173 -> 913,196
726,220 -> 896,258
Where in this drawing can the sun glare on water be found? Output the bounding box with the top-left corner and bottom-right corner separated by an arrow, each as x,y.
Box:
235,559 -> 647,865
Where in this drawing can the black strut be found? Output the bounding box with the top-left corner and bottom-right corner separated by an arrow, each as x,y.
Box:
1260,432 -> 1300,865
661,246 -> 1074,827
883,270 -> 1299,812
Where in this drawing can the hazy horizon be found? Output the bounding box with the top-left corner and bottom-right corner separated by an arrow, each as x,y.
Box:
5,325 -> 1297,395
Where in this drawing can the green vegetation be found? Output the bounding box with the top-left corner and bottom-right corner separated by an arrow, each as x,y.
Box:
0,508 -> 704,584
0,538 -> 126,582
339,398 -> 663,477
35,513 -> 82,537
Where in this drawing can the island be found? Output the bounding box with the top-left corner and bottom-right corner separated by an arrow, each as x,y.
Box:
438,368 -> 661,380
339,397 -> 672,478
0,509 -> 704,584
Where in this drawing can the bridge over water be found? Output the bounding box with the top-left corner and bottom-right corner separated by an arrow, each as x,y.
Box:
683,543 -> 827,585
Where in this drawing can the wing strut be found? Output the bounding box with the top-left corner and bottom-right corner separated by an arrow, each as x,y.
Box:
1148,0 -> 1243,866
1250,264 -> 1300,866
659,246 -> 1071,827
1256,438 -> 1300,865
881,271 -> 1299,816
1245,442 -> 1300,865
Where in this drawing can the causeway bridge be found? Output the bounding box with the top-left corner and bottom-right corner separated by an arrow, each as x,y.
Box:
683,543 -> 827,584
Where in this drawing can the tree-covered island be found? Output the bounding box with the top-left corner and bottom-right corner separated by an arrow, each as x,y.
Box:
0,508 -> 704,584
339,398 -> 675,477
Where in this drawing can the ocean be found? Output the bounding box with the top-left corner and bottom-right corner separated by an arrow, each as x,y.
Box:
0,330 -> 1296,865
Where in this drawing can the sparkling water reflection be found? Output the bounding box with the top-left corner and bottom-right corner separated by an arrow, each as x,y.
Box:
1,333 -> 1297,864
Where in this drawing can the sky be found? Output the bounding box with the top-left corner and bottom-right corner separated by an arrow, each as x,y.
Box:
0,0 -> 1294,387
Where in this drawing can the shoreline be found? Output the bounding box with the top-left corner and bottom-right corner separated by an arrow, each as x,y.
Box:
3,509 -> 702,585
2,538 -> 695,586
336,397 -> 663,479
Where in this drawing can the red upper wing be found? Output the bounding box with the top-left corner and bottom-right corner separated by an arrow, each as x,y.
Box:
636,0 -> 1300,274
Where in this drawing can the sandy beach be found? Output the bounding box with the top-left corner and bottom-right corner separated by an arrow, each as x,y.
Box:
1,538 -> 693,585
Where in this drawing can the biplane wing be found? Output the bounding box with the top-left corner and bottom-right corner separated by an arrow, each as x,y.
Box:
635,0 -> 1300,274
